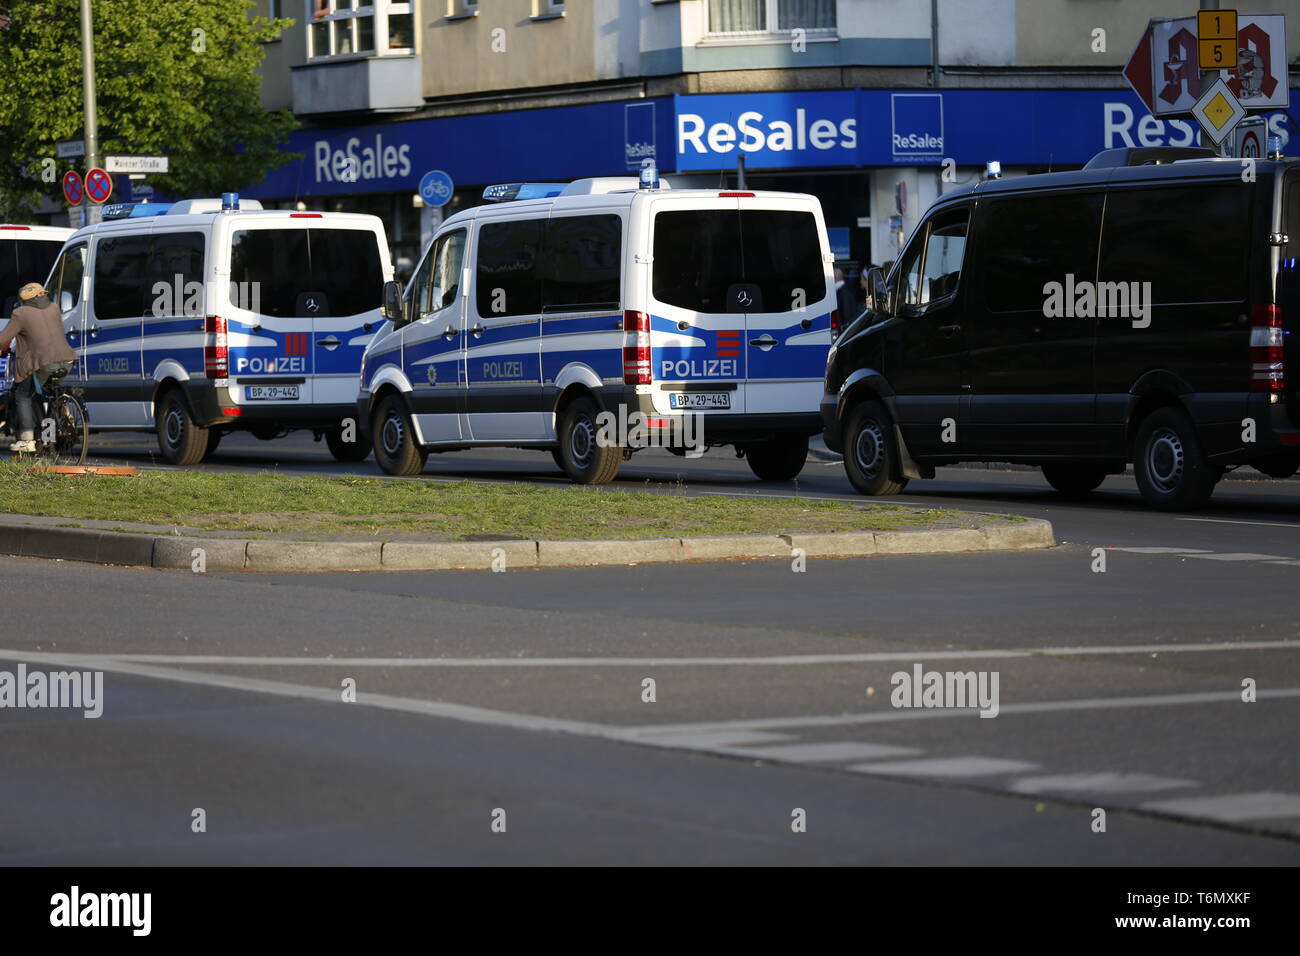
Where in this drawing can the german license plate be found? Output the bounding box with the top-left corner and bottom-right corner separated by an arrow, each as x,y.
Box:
669,392 -> 730,410
245,385 -> 300,401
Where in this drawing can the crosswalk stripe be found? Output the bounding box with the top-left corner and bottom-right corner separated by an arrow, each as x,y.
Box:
1184,552 -> 1291,561
1109,547 -> 1214,554
1009,772 -> 1195,795
636,730 -> 795,749
1141,791 -> 1300,822
848,756 -> 1039,777
731,741 -> 922,763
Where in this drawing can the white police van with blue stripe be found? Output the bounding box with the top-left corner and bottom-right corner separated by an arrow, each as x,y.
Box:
48,194 -> 392,464
361,169 -> 837,483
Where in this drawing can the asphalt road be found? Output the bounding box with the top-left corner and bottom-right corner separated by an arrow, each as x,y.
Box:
1,431 -> 1298,864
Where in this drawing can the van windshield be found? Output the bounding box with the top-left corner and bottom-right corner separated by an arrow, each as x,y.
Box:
0,238 -> 64,318
652,209 -> 826,314
230,228 -> 382,319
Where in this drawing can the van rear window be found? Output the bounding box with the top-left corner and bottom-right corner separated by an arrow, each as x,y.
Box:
0,239 -> 64,318
652,209 -> 826,314
230,228 -> 383,319
1099,185 -> 1249,304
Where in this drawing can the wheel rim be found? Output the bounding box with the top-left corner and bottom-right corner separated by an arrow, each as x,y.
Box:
380,410 -> 405,457
1146,427 -> 1185,493
164,404 -> 185,448
853,419 -> 886,479
569,413 -> 595,468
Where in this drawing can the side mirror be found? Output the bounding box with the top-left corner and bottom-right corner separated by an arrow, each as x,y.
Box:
381,280 -> 405,326
60,290 -> 74,313
865,268 -> 888,316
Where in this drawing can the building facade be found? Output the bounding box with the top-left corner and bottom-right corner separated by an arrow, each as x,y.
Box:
246,0 -> 1300,279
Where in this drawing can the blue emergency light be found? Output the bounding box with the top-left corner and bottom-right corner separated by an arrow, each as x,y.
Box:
639,159 -> 659,190
102,202 -> 173,219
482,183 -> 564,203
221,192 -> 240,211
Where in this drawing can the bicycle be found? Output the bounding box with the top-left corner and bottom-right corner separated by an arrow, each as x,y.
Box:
1,353 -> 89,465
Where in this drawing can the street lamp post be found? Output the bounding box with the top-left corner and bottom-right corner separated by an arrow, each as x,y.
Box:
80,0 -> 99,171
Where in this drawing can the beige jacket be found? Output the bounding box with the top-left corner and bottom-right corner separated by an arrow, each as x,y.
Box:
0,301 -> 77,382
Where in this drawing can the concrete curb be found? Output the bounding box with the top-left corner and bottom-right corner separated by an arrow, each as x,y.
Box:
0,516 -> 1055,573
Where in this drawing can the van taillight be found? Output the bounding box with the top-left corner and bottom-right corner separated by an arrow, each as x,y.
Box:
1250,304 -> 1285,393
623,310 -> 651,385
830,308 -> 841,340
204,315 -> 228,378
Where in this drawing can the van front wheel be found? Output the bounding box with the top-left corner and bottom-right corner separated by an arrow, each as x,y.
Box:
372,394 -> 427,476
156,389 -> 209,466
326,423 -> 371,462
558,397 -> 621,484
1133,407 -> 1219,510
843,401 -> 908,496
745,434 -> 808,481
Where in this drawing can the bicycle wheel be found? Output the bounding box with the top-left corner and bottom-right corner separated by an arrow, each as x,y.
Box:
42,393 -> 89,465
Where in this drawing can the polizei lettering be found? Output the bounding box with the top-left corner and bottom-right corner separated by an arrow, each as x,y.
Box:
660,359 -> 738,379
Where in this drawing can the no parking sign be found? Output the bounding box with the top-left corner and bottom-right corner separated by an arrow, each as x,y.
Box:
61,170 -> 83,205
84,167 -> 113,204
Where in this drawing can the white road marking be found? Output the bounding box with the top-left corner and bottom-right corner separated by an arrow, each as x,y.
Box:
1142,792 -> 1300,823
1184,552 -> 1291,562
1108,547 -> 1214,554
1179,517 -> 1300,529
42,639 -> 1300,669
1264,560 -> 1300,566
1009,772 -> 1196,795
634,730 -> 794,749
849,757 -> 1039,778
728,741 -> 922,763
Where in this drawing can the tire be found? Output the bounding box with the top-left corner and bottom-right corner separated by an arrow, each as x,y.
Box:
1041,462 -> 1108,498
46,394 -> 89,465
203,429 -> 222,460
156,389 -> 208,466
550,448 -> 565,472
326,422 -> 370,462
371,394 -> 427,476
557,396 -> 621,484
745,433 -> 809,481
1132,406 -> 1220,511
842,401 -> 909,496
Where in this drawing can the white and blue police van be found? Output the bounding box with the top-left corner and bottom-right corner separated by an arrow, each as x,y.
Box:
360,168 -> 838,483
47,195 -> 392,464
0,223 -> 75,398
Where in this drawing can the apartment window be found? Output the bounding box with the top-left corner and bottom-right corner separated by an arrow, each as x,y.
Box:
707,0 -> 836,36
307,0 -> 413,59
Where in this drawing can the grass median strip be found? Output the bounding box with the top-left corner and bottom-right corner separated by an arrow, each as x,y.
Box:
0,463 -> 1006,540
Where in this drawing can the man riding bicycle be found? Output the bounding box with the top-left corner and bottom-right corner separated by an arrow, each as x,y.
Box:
0,282 -> 77,454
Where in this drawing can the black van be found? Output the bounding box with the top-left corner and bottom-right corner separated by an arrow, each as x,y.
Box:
821,146 -> 1300,511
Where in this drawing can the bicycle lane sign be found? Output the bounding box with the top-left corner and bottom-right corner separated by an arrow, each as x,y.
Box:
419,170 -> 454,207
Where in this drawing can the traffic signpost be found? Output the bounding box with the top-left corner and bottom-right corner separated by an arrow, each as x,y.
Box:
1197,8 -> 1238,70
84,166 -> 112,204
61,170 -> 83,206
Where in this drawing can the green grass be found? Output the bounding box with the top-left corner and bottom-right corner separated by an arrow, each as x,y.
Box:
0,462 -> 996,540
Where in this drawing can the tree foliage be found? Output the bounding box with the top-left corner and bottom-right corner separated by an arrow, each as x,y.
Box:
0,0 -> 298,218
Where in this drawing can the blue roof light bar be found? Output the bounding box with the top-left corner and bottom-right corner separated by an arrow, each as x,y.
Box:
482,183 -> 564,203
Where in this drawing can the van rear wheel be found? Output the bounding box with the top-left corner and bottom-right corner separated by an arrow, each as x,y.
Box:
745,434 -> 808,481
1041,463 -> 1108,498
156,389 -> 208,466
558,397 -> 621,484
843,401 -> 908,496
372,394 -> 427,476
326,422 -> 370,462
1133,407 -> 1220,511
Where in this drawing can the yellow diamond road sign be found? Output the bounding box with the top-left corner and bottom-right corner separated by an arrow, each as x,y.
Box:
1191,77 -> 1246,145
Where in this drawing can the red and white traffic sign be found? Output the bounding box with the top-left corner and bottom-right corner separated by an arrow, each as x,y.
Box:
84,167 -> 113,204
1225,14 -> 1289,110
61,170 -> 83,206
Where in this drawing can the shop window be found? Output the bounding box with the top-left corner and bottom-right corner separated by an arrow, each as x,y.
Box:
707,0 -> 836,37
307,0 -> 413,59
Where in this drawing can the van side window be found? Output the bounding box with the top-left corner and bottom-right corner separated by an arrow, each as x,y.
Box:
542,214 -> 621,312
980,194 -> 1103,313
476,218 -> 543,318
147,232 -> 205,316
93,235 -> 151,320
895,232 -> 924,310
429,229 -> 467,314
919,210 -> 968,305
409,244 -> 434,316
52,244 -> 87,310
1100,186 -> 1249,304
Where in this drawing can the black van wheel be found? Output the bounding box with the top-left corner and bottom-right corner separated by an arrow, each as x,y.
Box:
156,389 -> 209,466
550,448 -> 565,472
326,423 -> 371,462
558,397 -> 621,484
372,394 -> 428,477
843,401 -> 908,496
1041,463 -> 1108,498
1133,407 -> 1220,511
202,429 -> 222,461
745,434 -> 809,481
